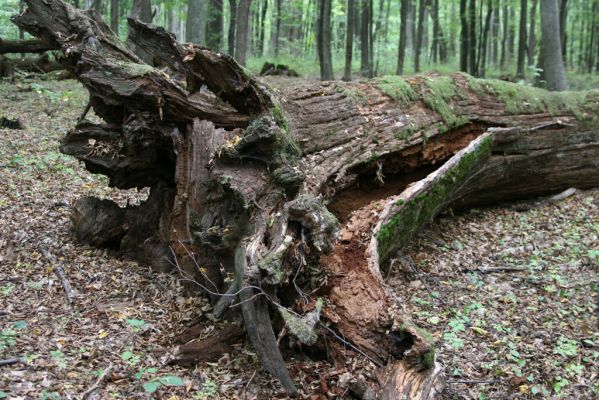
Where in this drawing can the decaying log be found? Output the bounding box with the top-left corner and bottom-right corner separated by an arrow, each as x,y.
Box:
13,1 -> 599,398
0,53 -> 64,77
0,38 -> 56,54
260,62 -> 300,77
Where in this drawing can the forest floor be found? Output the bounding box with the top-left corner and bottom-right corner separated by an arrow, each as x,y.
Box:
0,76 -> 597,400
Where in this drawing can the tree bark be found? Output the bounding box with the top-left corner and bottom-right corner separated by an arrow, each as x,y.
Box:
317,0 -> 334,81
528,0 -> 538,66
0,38 -> 55,54
343,0 -> 355,81
228,0 -> 237,56
540,0 -> 568,90
396,0 -> 409,75
13,1 -> 599,398
516,0 -> 527,78
468,0 -> 477,75
207,0 -> 224,51
460,0 -> 468,72
110,0 -> 118,35
360,0 -> 372,77
186,0 -> 207,44
235,0 -> 252,66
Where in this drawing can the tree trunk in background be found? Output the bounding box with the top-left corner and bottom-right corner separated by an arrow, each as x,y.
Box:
131,0 -> 152,22
14,1 -> 599,398
129,0 -> 153,61
490,0 -> 499,65
396,0 -> 409,75
187,0 -> 207,44
528,0 -> 538,66
478,0 -> 493,77
207,0 -> 224,51
559,0 -> 568,58
431,0 -> 439,63
92,0 -> 100,11
588,2 -> 597,74
110,0 -> 118,35
257,0 -> 267,55
343,0 -> 355,81
540,0 -> 568,90
228,0 -> 237,56
468,0 -> 477,75
235,0 -> 252,66
517,0 -> 527,78
500,0 -> 508,68
360,0 -> 372,77
317,0 -> 334,80
274,0 -> 281,56
414,0 -> 425,73
460,0 -> 469,72
19,0 -> 25,39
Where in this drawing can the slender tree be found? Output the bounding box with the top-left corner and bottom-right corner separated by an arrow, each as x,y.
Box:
560,0 -> 568,57
207,0 -> 224,51
228,0 -> 238,56
343,0 -> 355,81
396,0 -> 409,75
460,0 -> 469,72
528,0 -> 538,66
360,0 -> 372,77
257,0 -> 267,55
517,0 -> 528,77
478,0 -> 493,77
469,0 -> 477,75
235,0 -> 253,66
414,0 -> 425,73
317,0 -> 334,80
187,0 -> 208,44
110,0 -> 118,35
540,0 -> 568,90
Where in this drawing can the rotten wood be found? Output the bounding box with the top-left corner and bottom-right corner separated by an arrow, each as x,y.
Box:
168,323 -> 244,366
12,1 -> 599,398
0,38 -> 56,54
38,246 -> 75,304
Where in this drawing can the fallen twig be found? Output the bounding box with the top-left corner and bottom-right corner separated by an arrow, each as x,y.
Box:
38,246 -> 74,304
81,364 -> 113,399
0,358 -> 24,367
447,379 -> 497,385
473,266 -> 529,273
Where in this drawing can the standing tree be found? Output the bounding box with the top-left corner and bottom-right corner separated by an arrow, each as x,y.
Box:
343,0 -> 355,81
468,0 -> 477,75
517,0 -> 528,78
186,0 -> 207,44
541,0 -> 568,90
414,0 -> 425,73
235,0 -> 252,66
528,0 -> 539,66
360,0 -> 372,77
396,0 -> 409,75
207,0 -> 224,51
317,0 -> 334,80
228,0 -> 237,56
110,0 -> 118,35
460,0 -> 469,72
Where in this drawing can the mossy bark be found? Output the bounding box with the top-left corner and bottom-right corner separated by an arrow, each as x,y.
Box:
13,1 -> 599,398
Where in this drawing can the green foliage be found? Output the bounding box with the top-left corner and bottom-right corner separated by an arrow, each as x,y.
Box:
554,336 -> 578,358
142,375 -> 185,394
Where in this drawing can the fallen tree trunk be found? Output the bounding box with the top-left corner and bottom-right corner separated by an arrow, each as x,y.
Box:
1,53 -> 64,77
0,38 -> 56,54
13,1 -> 599,398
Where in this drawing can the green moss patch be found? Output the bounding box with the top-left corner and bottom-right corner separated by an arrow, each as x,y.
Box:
373,76 -> 417,105
376,134 -> 493,263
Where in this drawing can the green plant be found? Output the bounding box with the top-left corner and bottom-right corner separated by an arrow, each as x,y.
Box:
195,379 -> 218,399
120,350 -> 141,366
126,318 -> 148,333
142,375 -> 185,394
554,336 -> 578,358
